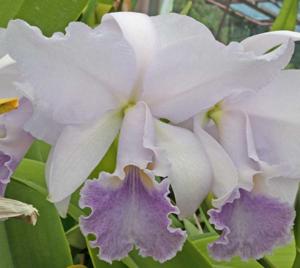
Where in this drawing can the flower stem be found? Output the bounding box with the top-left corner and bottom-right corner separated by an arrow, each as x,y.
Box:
292,185 -> 300,268
257,257 -> 277,268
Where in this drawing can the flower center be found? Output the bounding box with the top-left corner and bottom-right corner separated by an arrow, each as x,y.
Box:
125,165 -> 155,190
206,102 -> 222,125
121,101 -> 136,117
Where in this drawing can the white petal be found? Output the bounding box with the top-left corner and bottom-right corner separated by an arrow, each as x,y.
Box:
54,196 -> 71,218
241,30 -> 300,56
150,13 -> 215,48
216,110 -> 257,190
254,163 -> 300,205
155,120 -> 212,218
115,102 -> 169,177
116,102 -> 153,172
142,31 -> 221,114
143,104 -> 170,176
47,110 -> 122,202
145,36 -> 294,123
0,56 -> 21,98
101,12 -> 156,82
6,20 -> 137,124
232,70 -> 300,168
193,115 -> 238,208
264,177 -> 299,205
219,72 -> 300,205
12,82 -> 64,145
23,106 -> 63,145
142,13 -> 219,106
0,28 -> 6,58
0,98 -> 33,160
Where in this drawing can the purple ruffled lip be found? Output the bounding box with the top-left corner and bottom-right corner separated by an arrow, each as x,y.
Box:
79,165 -> 186,263
208,188 -> 295,261
0,151 -> 16,196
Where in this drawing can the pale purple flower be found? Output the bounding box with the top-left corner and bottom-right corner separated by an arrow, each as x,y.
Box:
0,32 -> 38,223
0,51 -> 34,195
5,13 -> 218,261
5,12 -> 300,262
0,98 -> 33,195
194,65 -> 300,260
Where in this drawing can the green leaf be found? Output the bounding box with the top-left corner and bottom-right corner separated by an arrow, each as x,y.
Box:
2,179 -> 73,268
180,0 -> 193,15
80,0 -> 114,27
66,225 -> 87,250
269,239 -> 295,268
128,239 -> 213,268
97,0 -> 113,4
194,234 -> 295,268
271,0 -> 299,31
194,234 -> 261,268
86,240 -> 128,268
89,137 -> 118,178
25,140 -> 51,162
183,218 -> 202,237
13,158 -> 48,194
12,158 -> 83,222
0,222 -> 14,267
95,3 -> 113,22
0,0 -> 24,27
0,0 -> 88,36
257,257 -> 278,268
81,0 -> 99,27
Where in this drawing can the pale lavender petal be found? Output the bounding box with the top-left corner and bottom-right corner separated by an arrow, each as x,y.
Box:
208,189 -> 295,260
0,98 -> 33,195
79,166 -> 186,263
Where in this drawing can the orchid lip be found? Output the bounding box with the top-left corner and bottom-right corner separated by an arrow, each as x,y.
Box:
79,164 -> 186,263
208,188 -> 295,260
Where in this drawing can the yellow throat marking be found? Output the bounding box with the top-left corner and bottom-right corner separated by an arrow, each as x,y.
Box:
0,98 -> 19,115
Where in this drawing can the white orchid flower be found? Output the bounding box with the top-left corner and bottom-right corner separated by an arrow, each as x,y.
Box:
194,60 -> 300,260
0,31 -> 39,227
5,12 -> 299,262
0,34 -> 34,195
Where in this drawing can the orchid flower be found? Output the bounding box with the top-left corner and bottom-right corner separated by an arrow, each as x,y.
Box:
0,41 -> 34,195
5,12 -> 298,262
0,99 -> 38,226
0,53 -> 37,225
194,32 -> 300,259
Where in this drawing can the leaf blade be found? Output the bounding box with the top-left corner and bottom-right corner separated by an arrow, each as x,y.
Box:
14,0 -> 88,36
272,0 -> 299,31
4,180 -> 73,268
